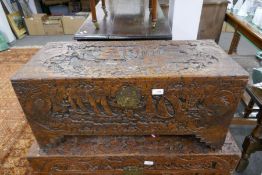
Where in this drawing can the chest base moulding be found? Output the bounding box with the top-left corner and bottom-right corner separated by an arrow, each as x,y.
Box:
28,132 -> 240,175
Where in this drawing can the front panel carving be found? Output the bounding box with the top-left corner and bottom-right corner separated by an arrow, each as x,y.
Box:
13,77 -> 246,149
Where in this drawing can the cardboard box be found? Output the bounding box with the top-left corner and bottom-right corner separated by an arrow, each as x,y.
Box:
43,16 -> 64,35
62,16 -> 86,34
24,14 -> 47,35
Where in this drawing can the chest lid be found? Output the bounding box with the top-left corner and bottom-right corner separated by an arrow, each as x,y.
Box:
11,40 -> 248,80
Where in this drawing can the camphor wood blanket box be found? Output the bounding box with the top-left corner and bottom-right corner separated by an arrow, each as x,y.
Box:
11,40 -> 248,149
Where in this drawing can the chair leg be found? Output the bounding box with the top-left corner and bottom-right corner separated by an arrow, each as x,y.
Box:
236,110 -> 262,172
101,0 -> 108,16
151,0 -> 157,28
228,30 -> 240,54
243,99 -> 255,118
90,0 -> 99,29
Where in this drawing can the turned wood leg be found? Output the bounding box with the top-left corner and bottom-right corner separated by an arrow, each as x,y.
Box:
228,29 -> 240,54
101,0 -> 108,16
90,0 -> 99,29
236,110 -> 262,172
151,0 -> 157,28
243,99 -> 255,118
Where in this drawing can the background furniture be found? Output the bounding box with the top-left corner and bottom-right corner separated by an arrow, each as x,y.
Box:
225,11 -> 262,171
89,0 -> 158,29
197,0 -> 228,42
75,0 -> 171,40
225,12 -> 262,54
236,86 -> 262,172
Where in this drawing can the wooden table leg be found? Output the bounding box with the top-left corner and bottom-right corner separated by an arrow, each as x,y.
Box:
243,99 -> 255,118
101,0 -> 107,16
151,0 -> 157,28
149,0 -> 152,9
90,0 -> 99,29
236,110 -> 262,172
228,29 -> 240,54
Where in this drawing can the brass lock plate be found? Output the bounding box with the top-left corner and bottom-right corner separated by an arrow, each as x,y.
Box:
116,86 -> 141,109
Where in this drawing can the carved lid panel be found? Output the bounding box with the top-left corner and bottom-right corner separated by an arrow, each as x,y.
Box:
11,40 -> 248,80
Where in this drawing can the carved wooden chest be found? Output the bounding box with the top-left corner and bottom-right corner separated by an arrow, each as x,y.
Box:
28,132 -> 240,175
11,40 -> 248,149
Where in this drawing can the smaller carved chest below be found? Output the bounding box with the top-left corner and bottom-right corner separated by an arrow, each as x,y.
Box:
27,132 -> 241,175
11,40 -> 248,149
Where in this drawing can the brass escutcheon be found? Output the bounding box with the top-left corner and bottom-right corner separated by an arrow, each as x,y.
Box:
116,86 -> 141,109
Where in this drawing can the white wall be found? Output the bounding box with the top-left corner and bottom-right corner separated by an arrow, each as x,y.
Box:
0,3 -> 16,43
171,0 -> 203,40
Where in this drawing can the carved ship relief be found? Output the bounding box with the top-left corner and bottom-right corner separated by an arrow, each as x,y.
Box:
13,77 -> 243,149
